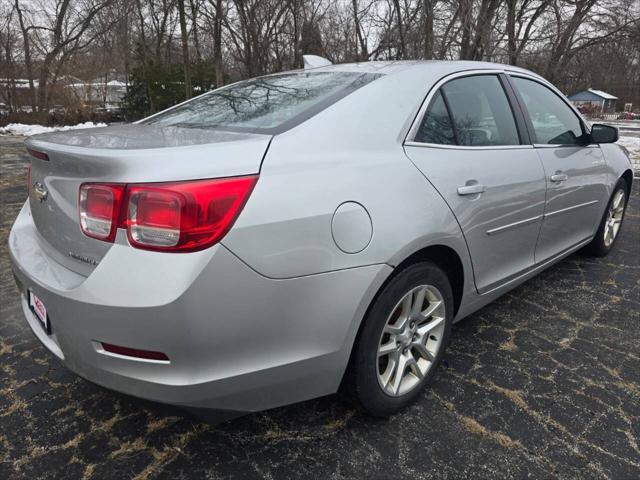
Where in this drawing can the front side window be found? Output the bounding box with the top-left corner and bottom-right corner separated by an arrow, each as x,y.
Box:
511,76 -> 585,145
441,75 -> 520,146
142,71 -> 381,133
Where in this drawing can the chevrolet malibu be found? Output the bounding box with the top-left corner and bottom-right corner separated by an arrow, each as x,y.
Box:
9,59 -> 633,417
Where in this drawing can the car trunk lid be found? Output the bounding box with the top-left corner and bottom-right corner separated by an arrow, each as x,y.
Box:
25,124 -> 271,276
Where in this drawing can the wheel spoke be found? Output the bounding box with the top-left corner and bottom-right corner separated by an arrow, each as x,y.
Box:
379,353 -> 398,387
384,313 -> 408,334
419,300 -> 443,322
389,353 -> 409,395
417,316 -> 445,336
378,340 -> 397,357
411,287 -> 426,315
412,341 -> 434,362
384,324 -> 402,335
401,292 -> 413,318
613,192 -> 624,210
410,360 -> 424,380
612,222 -> 621,238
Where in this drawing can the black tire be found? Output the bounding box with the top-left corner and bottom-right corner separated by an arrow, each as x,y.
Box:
583,179 -> 629,257
343,262 -> 454,417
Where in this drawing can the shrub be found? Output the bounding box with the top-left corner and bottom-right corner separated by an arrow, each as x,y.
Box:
122,60 -> 218,121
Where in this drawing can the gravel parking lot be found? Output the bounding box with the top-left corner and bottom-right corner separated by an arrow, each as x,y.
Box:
1,134 -> 639,479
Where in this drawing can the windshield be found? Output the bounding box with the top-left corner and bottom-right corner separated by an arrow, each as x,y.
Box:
142,71 -> 381,134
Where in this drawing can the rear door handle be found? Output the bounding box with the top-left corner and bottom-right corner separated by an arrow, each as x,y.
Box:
457,184 -> 486,196
550,172 -> 568,183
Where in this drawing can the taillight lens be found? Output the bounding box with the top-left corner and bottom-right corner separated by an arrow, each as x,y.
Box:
78,176 -> 257,252
79,184 -> 125,241
127,188 -> 182,247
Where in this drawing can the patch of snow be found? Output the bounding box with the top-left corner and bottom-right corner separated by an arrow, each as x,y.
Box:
0,78 -> 39,88
617,136 -> 640,176
618,135 -> 640,153
0,122 -> 107,136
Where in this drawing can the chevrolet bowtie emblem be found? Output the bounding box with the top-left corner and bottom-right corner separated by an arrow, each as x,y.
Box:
33,182 -> 48,203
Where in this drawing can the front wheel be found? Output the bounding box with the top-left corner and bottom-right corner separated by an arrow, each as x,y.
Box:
343,262 -> 454,417
583,180 -> 629,257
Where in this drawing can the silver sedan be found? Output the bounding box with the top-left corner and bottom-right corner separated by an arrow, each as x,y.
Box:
9,59 -> 633,417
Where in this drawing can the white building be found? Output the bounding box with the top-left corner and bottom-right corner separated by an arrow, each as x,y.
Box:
65,79 -> 127,110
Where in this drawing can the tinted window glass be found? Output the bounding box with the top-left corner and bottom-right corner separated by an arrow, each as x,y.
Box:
441,75 -> 520,146
511,77 -> 584,145
415,91 -> 455,144
143,71 -> 380,133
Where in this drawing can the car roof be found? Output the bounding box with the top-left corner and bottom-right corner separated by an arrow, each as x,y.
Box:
306,59 -> 542,80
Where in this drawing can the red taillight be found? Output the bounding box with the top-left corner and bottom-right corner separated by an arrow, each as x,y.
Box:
101,342 -> 169,361
27,148 -> 49,161
126,187 -> 183,248
125,177 -> 257,252
78,176 -> 257,252
79,184 -> 125,242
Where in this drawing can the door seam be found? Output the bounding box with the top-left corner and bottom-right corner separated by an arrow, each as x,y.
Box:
401,145 -> 481,294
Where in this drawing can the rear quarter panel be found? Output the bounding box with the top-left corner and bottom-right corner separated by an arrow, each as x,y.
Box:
222,68 -> 473,288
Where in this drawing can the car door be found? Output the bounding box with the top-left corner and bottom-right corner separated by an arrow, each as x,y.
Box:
508,75 -> 609,263
404,72 -> 547,293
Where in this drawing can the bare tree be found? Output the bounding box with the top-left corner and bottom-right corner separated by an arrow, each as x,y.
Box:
353,0 -> 369,60
14,0 -> 36,112
545,0 -> 599,81
0,3 -> 19,112
391,0 -> 406,58
422,0 -> 435,59
177,0 -> 192,98
2,0 -> 640,122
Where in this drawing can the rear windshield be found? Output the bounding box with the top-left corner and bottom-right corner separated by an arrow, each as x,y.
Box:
141,71 -> 381,134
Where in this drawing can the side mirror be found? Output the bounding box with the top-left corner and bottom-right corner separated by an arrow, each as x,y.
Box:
590,123 -> 619,144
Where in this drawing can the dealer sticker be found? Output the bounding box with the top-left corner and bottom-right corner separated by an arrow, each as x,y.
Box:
28,290 -> 49,333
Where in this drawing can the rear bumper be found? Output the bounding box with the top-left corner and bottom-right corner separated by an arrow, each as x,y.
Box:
9,202 -> 390,412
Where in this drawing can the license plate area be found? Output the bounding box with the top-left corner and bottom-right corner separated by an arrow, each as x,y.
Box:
28,290 -> 51,334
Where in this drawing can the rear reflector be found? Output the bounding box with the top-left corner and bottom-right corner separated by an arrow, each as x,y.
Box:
27,148 -> 49,161
101,342 -> 169,361
79,176 -> 258,252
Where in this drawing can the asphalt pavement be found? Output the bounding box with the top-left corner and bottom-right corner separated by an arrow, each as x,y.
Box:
1,134 -> 639,479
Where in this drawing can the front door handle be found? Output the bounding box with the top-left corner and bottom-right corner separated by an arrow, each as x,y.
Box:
457,184 -> 486,196
550,172 -> 568,183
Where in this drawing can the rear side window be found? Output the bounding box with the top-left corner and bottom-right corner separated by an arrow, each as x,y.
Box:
142,71 -> 381,134
511,76 -> 584,145
442,75 -> 520,146
415,91 -> 455,144
415,75 -> 520,146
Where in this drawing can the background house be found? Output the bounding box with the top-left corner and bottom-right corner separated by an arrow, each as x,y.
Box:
0,75 -> 127,114
65,78 -> 127,112
568,89 -> 618,113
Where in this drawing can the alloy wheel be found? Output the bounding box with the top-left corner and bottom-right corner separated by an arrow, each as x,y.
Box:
376,285 -> 446,397
604,189 -> 625,247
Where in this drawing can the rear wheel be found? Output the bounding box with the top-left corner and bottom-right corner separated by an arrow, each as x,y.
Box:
344,262 -> 453,417
583,180 -> 628,257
